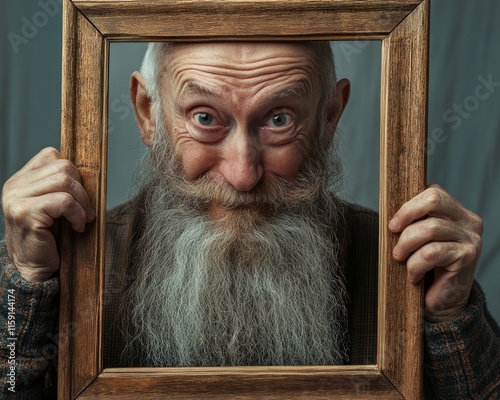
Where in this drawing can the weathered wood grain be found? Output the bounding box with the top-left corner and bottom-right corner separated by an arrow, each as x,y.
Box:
79,366 -> 404,399
59,0 -> 428,398
73,0 -> 421,40
378,1 -> 428,399
59,0 -> 108,398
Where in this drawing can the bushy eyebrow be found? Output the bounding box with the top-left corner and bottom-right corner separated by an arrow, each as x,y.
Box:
180,81 -> 310,101
268,81 -> 310,100
181,82 -> 222,99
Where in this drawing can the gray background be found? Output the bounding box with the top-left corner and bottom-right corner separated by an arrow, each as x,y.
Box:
1,1 -> 499,324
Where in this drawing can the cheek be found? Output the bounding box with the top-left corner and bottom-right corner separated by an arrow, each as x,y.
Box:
263,144 -> 308,180
176,143 -> 218,181
264,126 -> 315,179
177,143 -> 307,182
166,115 -> 217,181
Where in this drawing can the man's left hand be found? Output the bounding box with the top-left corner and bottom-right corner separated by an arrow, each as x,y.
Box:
389,184 -> 483,323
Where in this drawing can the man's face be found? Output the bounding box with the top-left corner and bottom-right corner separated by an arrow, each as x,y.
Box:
157,42 -> 326,218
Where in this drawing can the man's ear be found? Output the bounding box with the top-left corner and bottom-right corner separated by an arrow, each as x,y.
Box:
327,78 -> 350,129
130,71 -> 155,147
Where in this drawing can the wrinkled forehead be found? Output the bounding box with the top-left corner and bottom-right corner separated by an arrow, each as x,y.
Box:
161,42 -> 323,90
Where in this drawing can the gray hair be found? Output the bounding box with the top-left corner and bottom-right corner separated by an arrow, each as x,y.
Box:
139,43 -> 172,104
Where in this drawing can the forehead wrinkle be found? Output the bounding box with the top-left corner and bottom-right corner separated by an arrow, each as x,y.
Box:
181,74 -> 311,95
176,69 -> 315,98
169,55 -> 320,105
170,53 -> 319,81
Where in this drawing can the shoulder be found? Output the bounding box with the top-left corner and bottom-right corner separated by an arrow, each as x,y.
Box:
340,202 -> 378,238
105,195 -> 145,261
107,197 -> 143,226
342,202 -> 378,220
338,201 -> 378,253
338,202 -> 379,364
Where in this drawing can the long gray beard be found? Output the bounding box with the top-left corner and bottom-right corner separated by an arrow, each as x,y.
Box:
122,109 -> 348,367
122,190 -> 348,367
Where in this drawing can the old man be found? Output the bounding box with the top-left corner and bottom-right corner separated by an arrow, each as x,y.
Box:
1,42 -> 499,398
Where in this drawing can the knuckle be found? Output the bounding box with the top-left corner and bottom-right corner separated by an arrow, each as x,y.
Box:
5,201 -> 30,225
58,192 -> 77,210
420,243 -> 438,263
423,218 -> 441,237
54,158 -> 76,175
428,183 -> 443,190
53,172 -> 74,189
425,188 -> 443,208
42,147 -> 61,160
463,239 -> 481,262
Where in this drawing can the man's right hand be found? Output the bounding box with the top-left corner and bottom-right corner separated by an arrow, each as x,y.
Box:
1,147 -> 95,283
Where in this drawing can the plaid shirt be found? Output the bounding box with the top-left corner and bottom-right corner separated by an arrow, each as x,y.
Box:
1,197 -> 499,398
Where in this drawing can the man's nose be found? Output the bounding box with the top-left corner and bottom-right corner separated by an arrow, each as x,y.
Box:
219,129 -> 264,192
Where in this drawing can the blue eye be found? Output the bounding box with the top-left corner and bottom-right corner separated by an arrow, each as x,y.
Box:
268,113 -> 292,128
194,112 -> 217,127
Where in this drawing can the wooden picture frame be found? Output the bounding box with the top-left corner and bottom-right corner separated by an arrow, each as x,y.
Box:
58,0 -> 428,398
